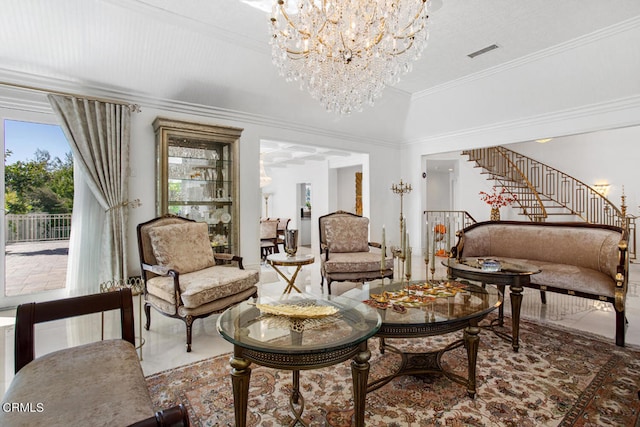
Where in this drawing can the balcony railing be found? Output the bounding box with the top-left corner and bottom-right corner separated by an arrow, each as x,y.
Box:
5,213 -> 72,243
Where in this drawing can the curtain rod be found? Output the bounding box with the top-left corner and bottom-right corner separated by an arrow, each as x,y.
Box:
0,80 -> 141,112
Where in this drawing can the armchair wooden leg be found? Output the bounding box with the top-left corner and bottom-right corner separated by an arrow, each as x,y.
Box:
185,315 -> 194,352
144,303 -> 151,330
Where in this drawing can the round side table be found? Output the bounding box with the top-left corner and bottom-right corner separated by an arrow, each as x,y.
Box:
266,253 -> 314,294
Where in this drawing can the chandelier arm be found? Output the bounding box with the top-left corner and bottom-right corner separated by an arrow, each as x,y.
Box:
275,3 -> 311,39
396,0 -> 428,36
395,20 -> 428,40
388,42 -> 415,57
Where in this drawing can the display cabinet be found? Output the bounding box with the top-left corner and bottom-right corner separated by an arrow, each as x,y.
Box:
152,117 -> 243,254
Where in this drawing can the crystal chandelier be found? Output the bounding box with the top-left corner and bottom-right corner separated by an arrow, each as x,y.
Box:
270,0 -> 431,114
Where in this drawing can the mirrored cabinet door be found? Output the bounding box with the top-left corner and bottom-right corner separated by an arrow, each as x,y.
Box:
153,117 -> 243,254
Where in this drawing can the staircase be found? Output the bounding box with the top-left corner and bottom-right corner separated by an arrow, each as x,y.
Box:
463,146 -> 626,228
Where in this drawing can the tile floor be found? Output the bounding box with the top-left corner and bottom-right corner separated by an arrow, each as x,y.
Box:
1,246 -> 638,401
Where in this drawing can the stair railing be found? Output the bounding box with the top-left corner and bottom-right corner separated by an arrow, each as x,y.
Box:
463,146 -> 625,228
464,147 -> 547,221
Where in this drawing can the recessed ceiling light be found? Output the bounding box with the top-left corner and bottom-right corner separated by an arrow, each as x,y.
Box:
535,138 -> 552,143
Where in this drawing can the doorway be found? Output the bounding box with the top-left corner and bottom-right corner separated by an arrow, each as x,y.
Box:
2,118 -> 72,307
297,183 -> 311,247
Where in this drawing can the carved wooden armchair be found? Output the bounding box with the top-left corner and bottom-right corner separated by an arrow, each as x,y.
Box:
137,215 -> 259,352
318,211 -> 393,294
260,218 -> 279,260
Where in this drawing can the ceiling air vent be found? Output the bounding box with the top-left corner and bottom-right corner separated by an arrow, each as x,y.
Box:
467,44 -> 499,59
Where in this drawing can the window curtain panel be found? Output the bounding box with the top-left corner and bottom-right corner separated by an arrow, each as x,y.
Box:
48,94 -> 131,294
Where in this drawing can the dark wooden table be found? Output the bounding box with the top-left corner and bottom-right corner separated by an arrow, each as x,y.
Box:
444,257 -> 541,352
365,280 -> 501,398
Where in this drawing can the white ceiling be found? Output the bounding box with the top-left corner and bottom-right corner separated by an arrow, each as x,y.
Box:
1,0 -> 640,164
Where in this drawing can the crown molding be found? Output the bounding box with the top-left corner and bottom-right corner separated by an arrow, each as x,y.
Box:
412,15 -> 640,100
0,68 -> 397,149
405,94 -> 640,148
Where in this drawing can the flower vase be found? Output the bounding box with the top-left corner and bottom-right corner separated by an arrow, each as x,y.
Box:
490,208 -> 500,221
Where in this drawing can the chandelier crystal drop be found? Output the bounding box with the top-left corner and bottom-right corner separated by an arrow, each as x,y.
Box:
270,0 -> 431,114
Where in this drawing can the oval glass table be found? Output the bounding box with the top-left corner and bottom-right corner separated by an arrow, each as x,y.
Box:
217,293 -> 381,427
361,279 -> 501,398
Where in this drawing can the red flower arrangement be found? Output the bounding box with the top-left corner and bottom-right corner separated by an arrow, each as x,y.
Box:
479,187 -> 517,209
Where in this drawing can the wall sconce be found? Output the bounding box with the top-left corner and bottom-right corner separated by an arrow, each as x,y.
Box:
592,183 -> 610,197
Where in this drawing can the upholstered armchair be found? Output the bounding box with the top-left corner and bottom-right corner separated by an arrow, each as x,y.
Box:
137,215 -> 259,352
318,211 -> 393,295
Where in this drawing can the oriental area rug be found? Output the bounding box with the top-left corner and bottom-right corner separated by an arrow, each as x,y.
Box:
146,317 -> 640,426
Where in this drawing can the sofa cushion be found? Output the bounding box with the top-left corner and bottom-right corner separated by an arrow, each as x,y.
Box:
324,216 -> 370,253
324,252 -> 393,274
486,257 -> 616,297
148,221 -> 215,274
0,340 -> 151,426
147,265 -> 259,308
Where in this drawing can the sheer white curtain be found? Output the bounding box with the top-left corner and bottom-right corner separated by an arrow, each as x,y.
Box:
48,94 -> 131,295
65,164 -> 105,295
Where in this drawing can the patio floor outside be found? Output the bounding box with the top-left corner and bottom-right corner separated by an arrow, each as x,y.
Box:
4,240 -> 68,296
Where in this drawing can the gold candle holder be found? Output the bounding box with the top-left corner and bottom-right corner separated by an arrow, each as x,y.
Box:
424,257 -> 429,284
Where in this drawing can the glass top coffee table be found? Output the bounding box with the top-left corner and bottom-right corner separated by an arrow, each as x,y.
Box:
217,293 -> 381,427
362,279 -> 501,398
444,257 -> 541,352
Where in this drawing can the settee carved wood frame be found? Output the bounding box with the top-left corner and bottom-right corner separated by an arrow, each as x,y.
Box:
452,220 -> 629,346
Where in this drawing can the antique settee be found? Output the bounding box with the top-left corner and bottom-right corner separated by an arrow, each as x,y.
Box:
452,220 -> 629,346
0,289 -> 190,426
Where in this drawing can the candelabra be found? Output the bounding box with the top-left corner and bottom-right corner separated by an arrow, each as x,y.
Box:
391,179 -> 412,263
391,179 -> 412,222
424,256 -> 429,283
